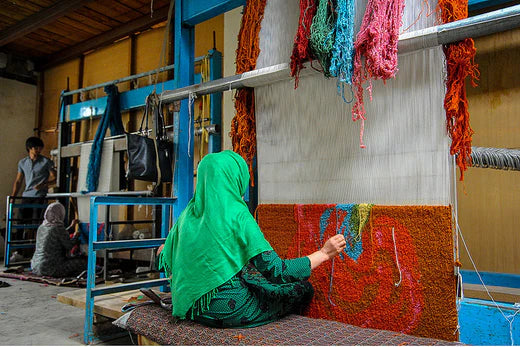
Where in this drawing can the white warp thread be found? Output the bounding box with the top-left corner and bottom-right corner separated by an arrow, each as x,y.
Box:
254,0 -> 453,206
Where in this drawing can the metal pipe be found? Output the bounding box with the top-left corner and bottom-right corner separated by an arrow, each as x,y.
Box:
46,190 -> 153,198
62,64 -> 175,97
399,4 -> 520,53
160,5 -> 520,103
62,55 -> 207,97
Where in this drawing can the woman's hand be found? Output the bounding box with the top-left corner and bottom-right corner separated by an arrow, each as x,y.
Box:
307,234 -> 346,270
320,234 -> 347,260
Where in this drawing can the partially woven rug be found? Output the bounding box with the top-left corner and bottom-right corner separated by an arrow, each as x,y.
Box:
256,204 -> 457,341
121,304 -> 462,345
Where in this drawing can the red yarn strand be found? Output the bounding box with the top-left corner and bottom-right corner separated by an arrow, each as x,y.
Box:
290,0 -> 318,88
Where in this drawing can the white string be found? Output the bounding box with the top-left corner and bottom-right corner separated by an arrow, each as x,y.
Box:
188,92 -> 196,158
457,221 -> 520,346
328,208 -> 339,307
391,227 -> 402,287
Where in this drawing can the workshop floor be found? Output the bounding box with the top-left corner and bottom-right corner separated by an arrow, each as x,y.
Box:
0,265 -> 134,346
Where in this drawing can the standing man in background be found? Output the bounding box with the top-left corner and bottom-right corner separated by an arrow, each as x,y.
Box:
12,137 -> 56,198
10,137 -> 56,260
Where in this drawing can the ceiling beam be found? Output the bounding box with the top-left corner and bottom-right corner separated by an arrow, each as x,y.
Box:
39,5 -> 171,70
0,0 -> 96,47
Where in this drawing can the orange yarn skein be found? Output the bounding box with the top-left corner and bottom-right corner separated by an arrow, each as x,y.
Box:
438,0 -> 479,180
230,0 -> 267,186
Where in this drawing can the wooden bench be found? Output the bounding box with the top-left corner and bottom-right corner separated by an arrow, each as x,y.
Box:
115,304 -> 463,346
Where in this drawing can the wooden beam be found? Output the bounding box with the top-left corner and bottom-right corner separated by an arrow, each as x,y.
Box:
39,5 -> 170,70
0,0 -> 95,47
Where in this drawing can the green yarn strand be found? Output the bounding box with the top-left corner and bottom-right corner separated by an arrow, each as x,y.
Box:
310,0 -> 336,77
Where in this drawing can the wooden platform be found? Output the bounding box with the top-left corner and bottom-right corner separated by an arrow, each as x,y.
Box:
464,283 -> 520,304
57,287 -> 162,320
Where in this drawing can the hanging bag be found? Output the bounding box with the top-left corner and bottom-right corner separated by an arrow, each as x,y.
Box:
126,100 -> 157,182
153,97 -> 173,183
126,93 -> 173,183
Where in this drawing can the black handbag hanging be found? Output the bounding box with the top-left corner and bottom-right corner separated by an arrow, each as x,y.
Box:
126,92 -> 173,183
153,96 -> 173,183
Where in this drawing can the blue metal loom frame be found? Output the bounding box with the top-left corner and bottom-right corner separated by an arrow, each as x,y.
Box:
83,196 -> 175,344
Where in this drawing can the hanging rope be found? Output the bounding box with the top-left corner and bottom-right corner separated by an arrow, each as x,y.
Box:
85,85 -> 125,193
309,0 -> 336,77
330,0 -> 356,99
438,0 -> 479,181
230,0 -> 267,186
351,0 -> 406,148
290,0 -> 317,88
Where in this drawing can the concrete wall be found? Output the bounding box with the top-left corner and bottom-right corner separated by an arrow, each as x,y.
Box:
0,77 -> 37,228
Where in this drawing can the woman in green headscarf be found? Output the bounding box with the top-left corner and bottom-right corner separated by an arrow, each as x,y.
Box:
158,150 -> 346,328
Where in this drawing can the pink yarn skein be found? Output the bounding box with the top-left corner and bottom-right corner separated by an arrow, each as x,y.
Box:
352,0 -> 405,148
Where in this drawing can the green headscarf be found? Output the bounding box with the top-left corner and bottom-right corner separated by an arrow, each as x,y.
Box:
158,150 -> 273,318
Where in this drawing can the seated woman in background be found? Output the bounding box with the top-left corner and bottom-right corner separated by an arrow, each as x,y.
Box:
31,202 -> 87,277
158,150 -> 346,328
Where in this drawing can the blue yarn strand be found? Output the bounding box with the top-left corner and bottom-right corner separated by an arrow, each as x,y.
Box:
85,85 -> 124,193
330,0 -> 356,101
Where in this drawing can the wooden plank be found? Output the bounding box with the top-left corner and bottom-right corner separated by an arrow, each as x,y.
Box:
138,335 -> 161,346
461,28 -> 520,276
61,14 -> 111,34
0,0 -> 96,46
41,5 -> 170,69
57,287 -> 162,320
85,1 -> 143,22
464,283 -> 520,304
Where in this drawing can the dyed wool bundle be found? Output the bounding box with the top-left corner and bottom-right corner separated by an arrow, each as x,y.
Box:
309,0 -> 336,77
230,0 -> 267,183
256,204 -> 457,341
330,0 -> 356,92
352,0 -> 405,147
438,0 -> 479,180
255,0 -> 451,206
290,0 -> 317,87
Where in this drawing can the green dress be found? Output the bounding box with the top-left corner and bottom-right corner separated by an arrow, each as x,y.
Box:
190,250 -> 313,328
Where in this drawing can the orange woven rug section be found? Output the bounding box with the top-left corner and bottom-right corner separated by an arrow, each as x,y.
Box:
256,204 -> 457,341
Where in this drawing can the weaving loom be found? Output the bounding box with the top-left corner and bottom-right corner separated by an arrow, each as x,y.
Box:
252,0 -> 458,341
118,0 -> 503,344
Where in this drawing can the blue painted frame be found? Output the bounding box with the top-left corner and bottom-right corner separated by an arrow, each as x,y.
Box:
182,0 -> 246,26
83,196 -> 175,344
208,49 -> 222,153
173,0 -> 195,220
469,0 -> 514,11
461,269 -> 520,289
459,298 -> 520,345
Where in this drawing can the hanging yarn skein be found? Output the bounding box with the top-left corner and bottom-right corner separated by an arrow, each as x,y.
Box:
438,0 -> 479,181
330,0 -> 356,98
290,0 -> 318,88
351,0 -> 406,148
230,0 -> 267,186
309,0 -> 337,77
85,84 -> 125,192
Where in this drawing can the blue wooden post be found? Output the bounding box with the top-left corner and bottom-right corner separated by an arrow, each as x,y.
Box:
208,49 -> 222,153
173,0 -> 195,220
4,197 -> 12,267
84,196 -> 99,344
